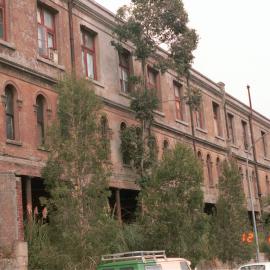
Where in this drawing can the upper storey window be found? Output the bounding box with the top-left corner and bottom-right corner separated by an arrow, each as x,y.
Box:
119,50 -> 130,93
241,120 -> 249,150
5,86 -> 15,140
0,0 -> 5,40
174,82 -> 184,121
37,6 -> 56,58
212,102 -> 222,137
81,29 -> 96,80
147,67 -> 158,90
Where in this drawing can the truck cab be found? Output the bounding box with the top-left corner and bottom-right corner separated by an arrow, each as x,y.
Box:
98,251 -> 191,270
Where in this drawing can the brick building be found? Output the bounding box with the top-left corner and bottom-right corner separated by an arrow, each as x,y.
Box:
0,0 -> 269,257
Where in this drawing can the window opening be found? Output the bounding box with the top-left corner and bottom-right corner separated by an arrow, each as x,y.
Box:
36,95 -> 45,145
174,82 -> 184,121
5,86 -> 15,140
81,29 -> 96,80
119,51 -> 130,93
227,113 -> 235,144
37,6 -> 56,58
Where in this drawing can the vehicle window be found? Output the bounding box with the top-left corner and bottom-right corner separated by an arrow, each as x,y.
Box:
180,262 -> 190,270
145,265 -> 162,270
240,265 -> 265,270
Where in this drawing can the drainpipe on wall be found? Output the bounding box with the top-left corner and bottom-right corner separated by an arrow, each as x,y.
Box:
68,0 -> 76,75
247,85 -> 262,214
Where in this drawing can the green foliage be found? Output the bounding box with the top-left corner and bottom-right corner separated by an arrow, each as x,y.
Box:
138,143 -> 209,266
210,159 -> 254,266
130,89 -> 159,123
27,77 -> 128,270
113,0 -> 198,75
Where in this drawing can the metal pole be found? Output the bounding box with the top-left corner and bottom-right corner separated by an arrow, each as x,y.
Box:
246,150 -> 260,262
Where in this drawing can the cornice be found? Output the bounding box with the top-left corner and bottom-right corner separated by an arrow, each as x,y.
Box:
0,56 -> 57,85
74,0 -> 116,30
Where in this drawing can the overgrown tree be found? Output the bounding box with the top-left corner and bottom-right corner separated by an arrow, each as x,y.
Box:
27,77 -> 127,270
138,143 -> 209,266
211,159 -> 254,267
113,0 -> 200,183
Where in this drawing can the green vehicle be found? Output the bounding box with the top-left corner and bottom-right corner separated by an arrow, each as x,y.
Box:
98,251 -> 191,270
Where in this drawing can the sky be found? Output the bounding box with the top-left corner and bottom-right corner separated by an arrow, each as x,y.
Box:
95,0 -> 270,118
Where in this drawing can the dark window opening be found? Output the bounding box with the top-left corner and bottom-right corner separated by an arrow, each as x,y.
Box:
204,203 -> 216,215
21,177 -> 49,222
5,86 -> 15,140
36,95 -> 45,145
109,188 -> 139,224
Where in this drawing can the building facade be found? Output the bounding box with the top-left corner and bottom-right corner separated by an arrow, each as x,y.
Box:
0,0 -> 270,255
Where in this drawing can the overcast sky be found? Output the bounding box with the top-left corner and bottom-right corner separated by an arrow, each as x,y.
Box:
95,0 -> 270,118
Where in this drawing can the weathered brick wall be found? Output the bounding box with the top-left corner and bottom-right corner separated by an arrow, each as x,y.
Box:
0,173 -> 18,250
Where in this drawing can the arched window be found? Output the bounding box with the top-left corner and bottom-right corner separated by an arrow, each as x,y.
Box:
216,157 -> 221,179
207,154 -> 213,187
36,95 -> 45,145
5,85 -> 15,140
120,122 -> 126,131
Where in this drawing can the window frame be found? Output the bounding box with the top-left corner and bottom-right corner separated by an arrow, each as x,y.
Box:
81,29 -> 97,80
241,120 -> 249,150
147,66 -> 158,90
174,81 -> 184,121
261,130 -> 268,157
227,113 -> 235,144
37,5 -> 56,58
119,50 -> 130,93
194,106 -> 204,129
212,102 -> 222,137
5,86 -> 15,140
36,95 -> 46,146
0,0 -> 6,40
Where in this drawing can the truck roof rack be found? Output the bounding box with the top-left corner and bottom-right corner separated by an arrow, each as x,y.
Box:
101,251 -> 166,263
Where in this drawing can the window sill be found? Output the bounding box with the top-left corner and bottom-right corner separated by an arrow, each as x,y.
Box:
264,156 -> 270,162
195,127 -> 208,134
86,77 -> 105,89
6,139 -> 22,146
119,91 -> 132,99
215,135 -> 225,141
176,119 -> 189,127
37,145 -> 49,152
0,39 -> 16,50
37,55 -> 65,71
153,110 -> 165,118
